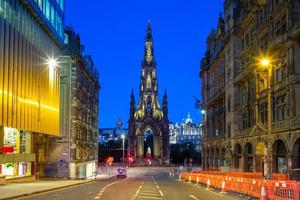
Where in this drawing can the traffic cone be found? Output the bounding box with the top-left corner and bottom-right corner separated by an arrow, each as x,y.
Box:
220,181 -> 226,193
260,184 -> 267,200
206,179 -> 211,190
196,177 -> 199,185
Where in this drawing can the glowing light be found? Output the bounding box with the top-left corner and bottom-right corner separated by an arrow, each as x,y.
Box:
121,134 -> 125,139
201,110 -> 206,115
0,90 -> 59,112
260,59 -> 270,67
47,58 -> 57,70
47,58 -> 58,81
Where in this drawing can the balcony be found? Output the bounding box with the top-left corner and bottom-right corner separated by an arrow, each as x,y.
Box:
272,117 -> 300,132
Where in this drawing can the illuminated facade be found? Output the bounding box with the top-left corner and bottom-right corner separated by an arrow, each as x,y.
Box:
201,0 -> 300,179
128,22 -> 170,166
47,27 -> 100,179
99,119 -> 128,144
0,0 -> 63,180
169,113 -> 202,151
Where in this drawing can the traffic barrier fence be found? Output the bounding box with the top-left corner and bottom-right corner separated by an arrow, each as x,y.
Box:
180,172 -> 300,200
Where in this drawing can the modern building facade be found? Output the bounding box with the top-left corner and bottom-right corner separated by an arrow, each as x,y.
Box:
99,119 -> 128,144
0,0 -> 64,181
128,22 -> 170,166
47,27 -> 100,179
201,0 -> 300,179
169,113 -> 202,151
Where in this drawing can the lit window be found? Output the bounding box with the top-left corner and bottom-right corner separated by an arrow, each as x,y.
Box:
45,0 -> 50,20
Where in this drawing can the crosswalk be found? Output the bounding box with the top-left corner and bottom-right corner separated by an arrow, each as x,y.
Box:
135,176 -> 164,200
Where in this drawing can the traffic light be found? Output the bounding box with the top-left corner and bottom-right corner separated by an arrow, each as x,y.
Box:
127,156 -> 134,164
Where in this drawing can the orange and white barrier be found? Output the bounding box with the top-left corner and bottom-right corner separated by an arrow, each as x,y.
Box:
179,172 -> 300,200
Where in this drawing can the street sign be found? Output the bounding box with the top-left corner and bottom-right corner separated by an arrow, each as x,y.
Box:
1,146 -> 14,153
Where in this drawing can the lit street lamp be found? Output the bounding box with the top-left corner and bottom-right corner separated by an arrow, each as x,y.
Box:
258,57 -> 273,179
121,134 -> 125,167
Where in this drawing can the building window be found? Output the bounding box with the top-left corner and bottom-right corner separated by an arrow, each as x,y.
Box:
260,102 -> 268,125
276,95 -> 287,121
275,61 -> 287,83
242,112 -> 249,129
275,15 -> 287,37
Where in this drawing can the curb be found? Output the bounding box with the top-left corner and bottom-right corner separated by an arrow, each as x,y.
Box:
1,175 -> 116,200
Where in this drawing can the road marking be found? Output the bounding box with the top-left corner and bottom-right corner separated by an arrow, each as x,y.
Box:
189,195 -> 200,200
159,190 -> 164,197
96,178 -> 128,199
139,193 -> 162,196
137,196 -> 164,199
134,176 -> 165,200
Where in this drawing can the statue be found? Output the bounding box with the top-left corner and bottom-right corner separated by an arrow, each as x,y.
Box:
147,146 -> 152,157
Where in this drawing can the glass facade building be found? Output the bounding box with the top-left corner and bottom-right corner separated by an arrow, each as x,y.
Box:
29,0 -> 64,42
0,0 -> 64,180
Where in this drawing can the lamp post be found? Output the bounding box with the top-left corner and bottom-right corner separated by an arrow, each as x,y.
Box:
121,134 -> 125,168
259,58 -> 273,179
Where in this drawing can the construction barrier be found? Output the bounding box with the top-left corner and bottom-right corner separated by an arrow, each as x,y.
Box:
200,171 -> 289,180
180,172 -> 300,200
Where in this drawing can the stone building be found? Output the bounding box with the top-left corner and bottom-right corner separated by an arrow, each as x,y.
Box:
48,27 -> 100,179
99,119 -> 128,144
201,0 -> 300,179
0,0 -> 64,181
128,22 -> 170,166
169,113 -> 202,151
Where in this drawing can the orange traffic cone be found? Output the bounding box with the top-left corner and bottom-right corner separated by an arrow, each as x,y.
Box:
206,179 -> 211,190
220,181 -> 226,193
260,184 -> 267,200
195,177 -> 199,185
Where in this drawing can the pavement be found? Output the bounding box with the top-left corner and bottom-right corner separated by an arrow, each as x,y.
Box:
0,167 -> 252,200
0,167 -> 117,200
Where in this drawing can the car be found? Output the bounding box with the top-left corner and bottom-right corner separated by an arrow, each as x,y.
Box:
116,167 -> 127,178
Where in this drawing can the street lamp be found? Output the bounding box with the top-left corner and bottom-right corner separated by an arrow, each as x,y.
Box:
258,57 -> 273,179
46,58 -> 58,81
121,134 -> 125,167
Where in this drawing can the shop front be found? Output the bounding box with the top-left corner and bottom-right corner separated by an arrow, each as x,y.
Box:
70,161 -> 96,179
0,127 -> 36,180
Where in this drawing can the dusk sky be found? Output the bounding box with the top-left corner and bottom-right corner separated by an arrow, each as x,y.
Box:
65,1 -> 223,128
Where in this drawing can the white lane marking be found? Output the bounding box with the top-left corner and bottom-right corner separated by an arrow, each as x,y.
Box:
139,193 -> 162,196
137,196 -> 164,200
158,190 -> 164,197
189,195 -> 199,200
97,178 -> 128,199
131,177 -> 146,200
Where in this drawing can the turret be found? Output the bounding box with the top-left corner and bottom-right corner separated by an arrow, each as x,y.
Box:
130,89 -> 136,119
162,89 -> 168,119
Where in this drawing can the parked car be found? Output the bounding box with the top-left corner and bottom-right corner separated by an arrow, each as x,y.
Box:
116,167 -> 127,178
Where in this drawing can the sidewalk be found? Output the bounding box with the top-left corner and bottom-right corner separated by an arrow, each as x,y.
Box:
0,174 -> 115,200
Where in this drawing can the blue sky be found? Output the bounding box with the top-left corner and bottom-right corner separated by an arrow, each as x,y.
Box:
65,0 -> 223,128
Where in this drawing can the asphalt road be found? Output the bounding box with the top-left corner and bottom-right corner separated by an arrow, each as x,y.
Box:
20,167 -> 240,200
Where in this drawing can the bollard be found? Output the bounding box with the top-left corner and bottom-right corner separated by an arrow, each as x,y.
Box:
188,176 -> 191,182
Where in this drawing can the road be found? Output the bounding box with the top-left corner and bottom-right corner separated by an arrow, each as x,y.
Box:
20,167 -> 240,200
